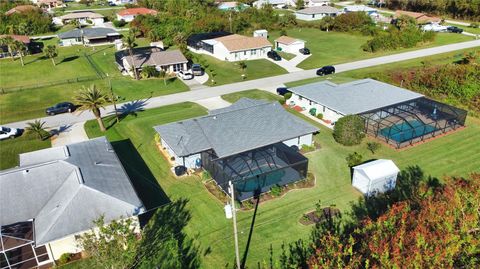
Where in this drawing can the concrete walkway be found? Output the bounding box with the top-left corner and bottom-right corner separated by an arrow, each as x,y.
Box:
194,97 -> 231,111
50,122 -> 89,147
267,57 -> 303,72
5,39 -> 480,129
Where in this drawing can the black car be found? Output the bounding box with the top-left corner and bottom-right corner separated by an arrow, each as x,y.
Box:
276,87 -> 290,96
316,65 -> 335,76
191,64 -> 204,76
447,26 -> 463,33
46,102 -> 75,115
299,48 -> 310,55
267,50 -> 281,61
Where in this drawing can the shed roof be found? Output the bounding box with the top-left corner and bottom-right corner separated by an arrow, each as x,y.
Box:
288,79 -> 423,115
0,137 -> 144,246
353,159 -> 400,180
296,6 -> 339,15
58,27 -> 120,39
275,35 -> 305,45
154,98 -> 319,159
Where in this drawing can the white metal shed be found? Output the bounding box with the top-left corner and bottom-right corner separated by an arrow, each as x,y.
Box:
352,159 -> 400,196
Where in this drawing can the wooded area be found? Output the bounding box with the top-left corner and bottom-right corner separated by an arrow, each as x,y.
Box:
385,0 -> 480,20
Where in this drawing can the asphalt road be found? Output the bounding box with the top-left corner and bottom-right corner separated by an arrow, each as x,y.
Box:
5,39 -> 480,129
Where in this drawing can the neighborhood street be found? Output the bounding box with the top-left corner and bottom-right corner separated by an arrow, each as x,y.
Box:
6,39 -> 480,129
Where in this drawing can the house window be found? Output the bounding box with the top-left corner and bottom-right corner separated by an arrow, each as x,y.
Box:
312,14 -> 315,18
251,49 -> 256,55
323,106 -> 326,112
299,96 -> 303,101
244,51 -> 247,55
173,63 -> 182,72
309,100 -> 313,105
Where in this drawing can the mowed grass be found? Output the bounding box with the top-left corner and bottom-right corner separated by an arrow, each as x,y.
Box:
267,28 -> 474,69
192,53 -> 288,86
221,89 -> 283,103
0,132 -> 51,169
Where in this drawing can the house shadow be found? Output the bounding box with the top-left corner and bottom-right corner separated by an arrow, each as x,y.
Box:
135,198 -> 202,269
110,139 -> 169,218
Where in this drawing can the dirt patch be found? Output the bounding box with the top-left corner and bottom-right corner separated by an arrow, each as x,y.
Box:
299,207 -> 341,226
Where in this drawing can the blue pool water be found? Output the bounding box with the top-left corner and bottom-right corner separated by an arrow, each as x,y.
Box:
380,120 -> 437,143
236,169 -> 285,192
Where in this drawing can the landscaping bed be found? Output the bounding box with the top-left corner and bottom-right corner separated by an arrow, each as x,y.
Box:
299,207 -> 341,226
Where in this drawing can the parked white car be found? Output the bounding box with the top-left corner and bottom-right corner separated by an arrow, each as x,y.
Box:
178,70 -> 194,80
0,126 -> 20,140
422,23 -> 448,32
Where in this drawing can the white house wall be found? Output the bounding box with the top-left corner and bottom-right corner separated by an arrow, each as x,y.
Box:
117,14 -> 135,22
182,153 -> 201,169
282,134 -> 313,148
289,93 -> 344,123
203,43 -> 272,62
295,12 -> 336,21
277,41 -> 304,53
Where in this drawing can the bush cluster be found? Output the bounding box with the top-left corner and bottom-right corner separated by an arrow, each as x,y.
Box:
113,19 -> 127,28
332,115 -> 365,146
270,184 -> 283,197
0,10 -> 54,35
362,25 -> 435,52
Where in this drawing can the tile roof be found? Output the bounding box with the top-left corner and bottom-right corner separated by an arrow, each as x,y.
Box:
214,34 -> 272,52
395,10 -> 441,23
119,48 -> 188,68
154,98 -> 319,159
0,35 -> 30,44
296,6 -> 339,15
5,5 -> 39,15
275,35 -> 304,45
288,79 -> 424,115
60,11 -> 104,20
0,137 -> 144,246
118,7 -> 158,16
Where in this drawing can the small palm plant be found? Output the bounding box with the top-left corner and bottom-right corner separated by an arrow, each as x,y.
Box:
74,84 -> 110,132
12,40 -> 27,66
44,45 -> 58,66
25,120 -> 49,140
122,31 -> 138,80
0,36 -> 15,60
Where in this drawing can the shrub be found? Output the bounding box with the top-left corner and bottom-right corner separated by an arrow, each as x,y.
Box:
316,113 -> 323,119
278,99 -> 286,105
333,115 -> 365,146
470,22 -> 479,28
242,199 -> 254,209
113,19 -> 127,28
333,12 -> 374,32
301,144 -> 315,152
202,170 -> 211,180
140,66 -> 159,78
154,133 -> 161,144
270,184 -> 283,197
284,92 -> 292,100
367,141 -> 381,154
346,152 -> 363,167
57,253 -> 73,265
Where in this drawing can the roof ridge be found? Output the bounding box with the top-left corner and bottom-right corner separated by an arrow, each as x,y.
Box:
82,184 -> 144,213
203,98 -> 272,117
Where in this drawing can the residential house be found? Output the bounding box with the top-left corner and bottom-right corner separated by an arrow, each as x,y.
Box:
274,35 -> 305,53
34,0 -> 65,9
116,7 -> 158,22
0,137 -> 145,268
154,98 -> 319,200
306,0 -> 331,7
57,11 -> 104,26
253,0 -> 291,8
0,35 -> 31,57
295,6 -> 339,21
343,5 -> 378,15
187,32 -> 272,61
217,1 -> 249,11
58,27 -> 121,46
116,47 -> 188,77
5,5 -> 40,15
395,10 -> 441,24
287,78 -> 467,148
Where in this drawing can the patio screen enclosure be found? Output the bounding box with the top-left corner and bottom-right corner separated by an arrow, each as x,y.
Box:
359,97 -> 467,149
202,143 -> 308,201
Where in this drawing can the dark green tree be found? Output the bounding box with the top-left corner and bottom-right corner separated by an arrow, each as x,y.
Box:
332,115 -> 365,146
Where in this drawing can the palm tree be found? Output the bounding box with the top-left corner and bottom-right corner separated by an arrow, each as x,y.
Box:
0,36 -> 15,61
11,40 -> 27,66
73,19 -> 85,46
44,45 -> 58,66
74,85 -> 110,132
25,120 -> 48,140
122,31 -> 138,80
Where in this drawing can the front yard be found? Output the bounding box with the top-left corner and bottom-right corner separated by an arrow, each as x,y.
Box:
267,28 -> 474,69
0,133 -> 51,170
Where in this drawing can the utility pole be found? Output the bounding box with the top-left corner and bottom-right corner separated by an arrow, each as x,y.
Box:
106,73 -> 120,123
229,180 -> 241,269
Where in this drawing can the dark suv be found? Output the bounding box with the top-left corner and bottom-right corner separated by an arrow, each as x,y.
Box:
267,50 -> 281,61
316,65 -> 335,76
447,26 -> 463,33
46,102 -> 75,115
191,64 -> 204,76
276,87 -> 290,96
299,48 -> 310,55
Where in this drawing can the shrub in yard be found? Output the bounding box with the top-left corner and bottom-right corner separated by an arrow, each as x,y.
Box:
242,199 -> 254,210
270,184 -> 283,197
332,115 -> 365,146
278,99 -> 286,105
113,19 -> 127,28
301,144 -> 315,152
367,141 -> 381,154
346,152 -> 363,167
154,133 -> 161,144
316,113 -> 323,119
284,92 -> 292,100
140,66 -> 159,78
470,22 -> 479,28
57,253 -> 73,265
332,12 -> 374,33
202,170 -> 211,180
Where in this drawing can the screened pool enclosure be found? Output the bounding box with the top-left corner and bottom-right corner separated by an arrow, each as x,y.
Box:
359,97 -> 467,149
202,143 -> 308,201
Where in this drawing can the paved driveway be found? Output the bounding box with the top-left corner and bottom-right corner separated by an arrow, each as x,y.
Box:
5,39 -> 480,129
194,97 -> 231,110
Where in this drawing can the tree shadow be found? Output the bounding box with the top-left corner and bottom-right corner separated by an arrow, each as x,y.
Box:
241,195 -> 260,268
49,124 -> 73,136
59,55 -> 79,63
104,99 -> 149,130
136,199 -> 202,269
110,139 -> 169,215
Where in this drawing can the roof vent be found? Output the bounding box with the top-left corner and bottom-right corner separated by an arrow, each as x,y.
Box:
23,169 -> 29,175
94,161 -> 101,165
213,116 -> 217,120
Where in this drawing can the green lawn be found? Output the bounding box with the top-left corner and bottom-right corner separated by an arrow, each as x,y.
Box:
267,28 -> 474,69
81,89 -> 479,268
0,133 -> 51,169
447,23 -> 480,35
192,53 -> 288,86
221,89 -> 282,103
277,51 -> 297,60
0,42 -> 189,124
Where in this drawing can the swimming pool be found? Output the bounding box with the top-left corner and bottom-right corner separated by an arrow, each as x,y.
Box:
380,120 -> 437,143
235,169 -> 286,192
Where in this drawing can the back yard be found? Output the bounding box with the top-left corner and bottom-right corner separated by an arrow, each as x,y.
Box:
267,28 -> 474,69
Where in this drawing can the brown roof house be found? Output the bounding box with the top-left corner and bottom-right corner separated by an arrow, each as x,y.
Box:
395,10 -> 441,24
56,11 -> 105,26
275,36 -> 305,54
116,7 -> 158,22
5,5 -> 40,16
187,32 -> 272,61
116,47 -> 188,77
0,35 -> 31,57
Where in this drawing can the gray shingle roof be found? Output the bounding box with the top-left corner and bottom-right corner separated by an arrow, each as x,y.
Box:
289,79 -> 424,115
296,6 -> 339,15
154,98 -> 319,159
0,137 -> 144,246
119,48 -> 188,69
58,27 -> 120,39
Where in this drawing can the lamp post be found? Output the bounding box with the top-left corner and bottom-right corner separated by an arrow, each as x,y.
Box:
106,73 -> 119,124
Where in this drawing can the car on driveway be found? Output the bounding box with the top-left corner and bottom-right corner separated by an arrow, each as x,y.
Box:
191,64 -> 204,76
178,70 -> 194,80
299,48 -> 310,55
276,87 -> 290,96
46,102 -> 75,116
447,26 -> 463,33
267,50 -> 281,61
316,65 -> 335,76
0,126 -> 20,140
